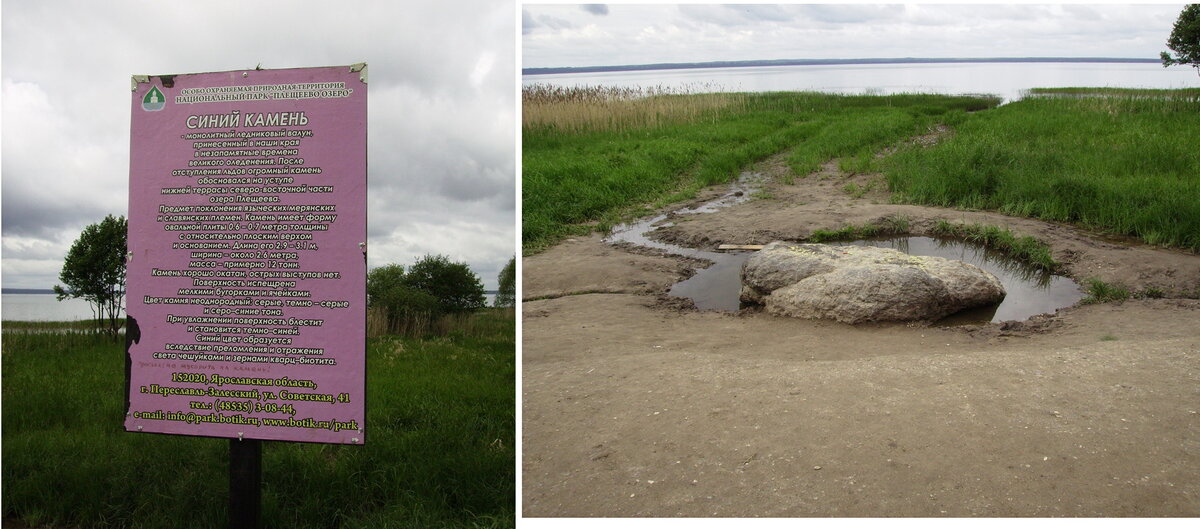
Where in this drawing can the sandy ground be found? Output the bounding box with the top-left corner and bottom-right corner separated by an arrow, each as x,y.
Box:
521,153 -> 1200,517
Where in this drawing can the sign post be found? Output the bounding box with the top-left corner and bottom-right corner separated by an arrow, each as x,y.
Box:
229,438 -> 262,528
127,65 -> 368,526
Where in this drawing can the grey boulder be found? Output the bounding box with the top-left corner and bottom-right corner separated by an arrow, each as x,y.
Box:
740,242 -> 1005,323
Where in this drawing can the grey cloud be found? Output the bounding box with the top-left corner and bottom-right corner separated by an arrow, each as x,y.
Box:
523,9 -> 539,35
676,4 -> 797,27
581,4 -> 609,16
2,0 -> 515,291
3,1 -> 511,106
676,5 -> 749,27
437,162 -> 514,204
1062,5 -> 1102,22
795,4 -> 905,25
0,185 -> 112,239
364,195 -> 513,289
729,5 -> 792,23
537,15 -> 576,31
1,258 -> 68,290
676,4 -> 901,28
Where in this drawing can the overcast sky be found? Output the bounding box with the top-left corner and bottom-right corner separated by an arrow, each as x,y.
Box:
523,3 -> 1189,69
2,0 -> 515,291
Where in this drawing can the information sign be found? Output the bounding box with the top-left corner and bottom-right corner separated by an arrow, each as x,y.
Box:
125,65 -> 367,444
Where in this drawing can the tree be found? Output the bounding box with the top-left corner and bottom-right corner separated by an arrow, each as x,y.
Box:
54,215 -> 127,336
1162,4 -> 1200,77
494,256 -> 515,308
367,263 -> 440,330
367,254 -> 486,325
367,263 -> 406,305
404,254 -> 486,314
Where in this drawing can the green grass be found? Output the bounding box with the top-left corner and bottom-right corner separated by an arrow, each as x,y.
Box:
806,215 -> 911,243
885,92 -> 1200,251
2,321 -> 514,528
1025,87 -> 1200,99
523,91 -> 1000,253
526,87 -> 1198,257
1082,278 -> 1132,304
1134,286 -> 1166,299
842,182 -> 865,199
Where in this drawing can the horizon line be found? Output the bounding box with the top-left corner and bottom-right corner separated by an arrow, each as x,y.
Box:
523,56 -> 1161,76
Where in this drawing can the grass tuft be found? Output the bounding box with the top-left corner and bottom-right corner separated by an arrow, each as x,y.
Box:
1082,278 -> 1131,304
928,221 -> 1059,271
807,215 -> 912,243
842,182 -> 865,198
1134,286 -> 1166,299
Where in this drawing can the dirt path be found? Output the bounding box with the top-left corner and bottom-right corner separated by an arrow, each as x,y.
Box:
521,154 -> 1200,517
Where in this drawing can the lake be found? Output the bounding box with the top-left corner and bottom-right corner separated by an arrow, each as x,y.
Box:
523,61 -> 1198,102
2,294 -> 99,322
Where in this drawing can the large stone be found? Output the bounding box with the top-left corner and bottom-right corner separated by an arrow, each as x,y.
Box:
740,242 -> 1006,323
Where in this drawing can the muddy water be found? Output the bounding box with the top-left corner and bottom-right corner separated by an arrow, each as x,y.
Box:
606,172 -> 1085,323
604,172 -> 766,301
833,237 -> 1085,323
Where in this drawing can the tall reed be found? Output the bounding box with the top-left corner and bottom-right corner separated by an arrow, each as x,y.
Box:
367,306 -> 514,339
523,83 -> 748,133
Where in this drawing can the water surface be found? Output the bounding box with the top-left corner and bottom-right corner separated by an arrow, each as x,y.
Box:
833,236 -> 1084,323
2,294 -> 98,322
525,62 -> 1198,103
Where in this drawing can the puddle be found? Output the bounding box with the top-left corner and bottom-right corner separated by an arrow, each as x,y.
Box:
605,171 -> 763,255
668,237 -> 1085,323
605,171 -> 766,252
605,173 -> 1085,324
831,236 -> 1085,324
605,172 -> 765,311
668,255 -> 753,311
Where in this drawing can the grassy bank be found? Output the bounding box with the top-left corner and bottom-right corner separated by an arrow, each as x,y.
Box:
885,90 -> 1200,250
523,88 -> 999,252
2,320 -> 514,528
1024,87 -> 1200,99
525,86 -> 1199,254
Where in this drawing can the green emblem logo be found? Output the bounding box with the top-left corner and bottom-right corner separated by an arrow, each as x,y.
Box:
142,86 -> 166,111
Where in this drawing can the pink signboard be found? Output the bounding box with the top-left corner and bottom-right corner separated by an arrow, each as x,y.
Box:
126,65 -> 367,444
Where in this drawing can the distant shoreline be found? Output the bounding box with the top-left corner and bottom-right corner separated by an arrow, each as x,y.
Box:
523,57 -> 1160,76
2,288 -> 55,295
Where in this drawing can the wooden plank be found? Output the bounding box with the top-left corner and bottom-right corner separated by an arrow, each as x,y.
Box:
717,244 -> 765,251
